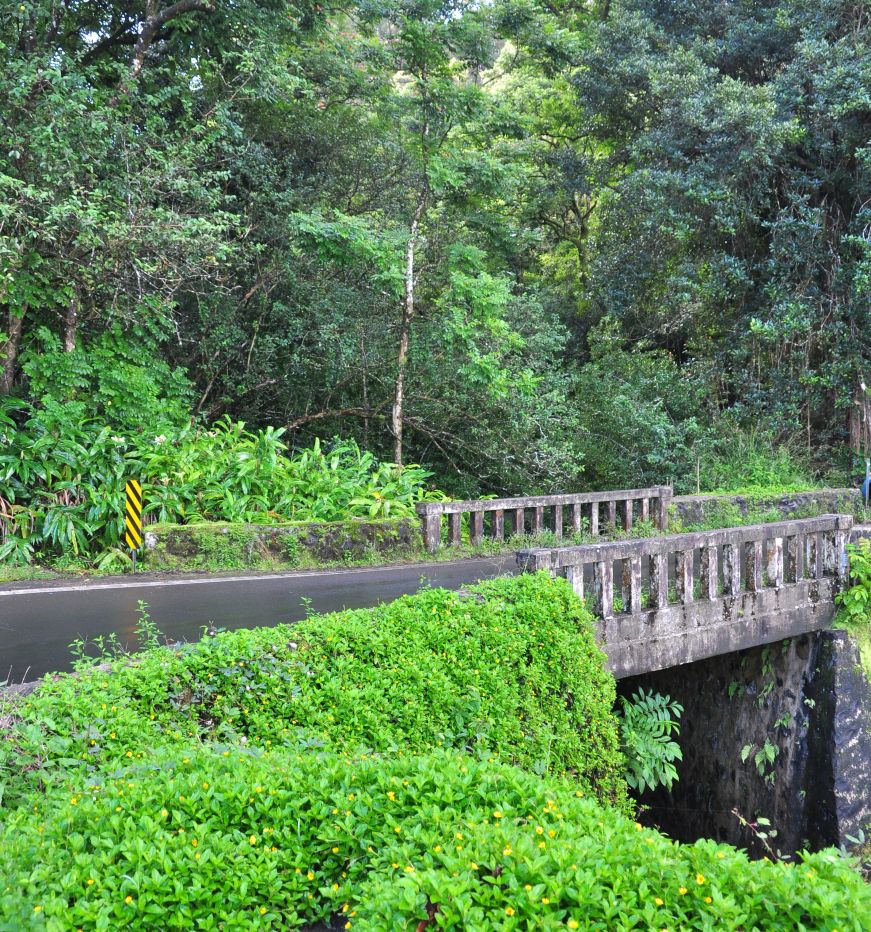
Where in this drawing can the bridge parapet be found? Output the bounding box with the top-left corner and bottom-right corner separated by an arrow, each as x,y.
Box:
416,486 -> 671,553
518,514 -> 854,677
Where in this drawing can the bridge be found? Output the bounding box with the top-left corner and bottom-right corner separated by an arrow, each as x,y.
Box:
517,514 -> 853,678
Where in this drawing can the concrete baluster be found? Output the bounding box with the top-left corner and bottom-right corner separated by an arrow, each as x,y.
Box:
422,512 -> 441,553
553,504 -> 563,539
595,560 -> 614,618
533,506 -> 544,535
606,499 -> 617,530
656,487 -> 672,530
623,556 -> 642,614
571,503 -> 582,536
640,497 -> 650,523
565,564 -> 584,600
650,553 -> 669,608
700,545 -> 718,600
790,534 -> 805,582
723,542 -> 741,595
590,502 -> 599,536
491,509 -> 504,542
812,533 -> 824,578
747,540 -> 763,591
623,499 -> 633,532
512,507 -> 524,538
676,550 -> 694,604
767,537 -> 784,588
470,510 -> 484,547
448,512 -> 462,546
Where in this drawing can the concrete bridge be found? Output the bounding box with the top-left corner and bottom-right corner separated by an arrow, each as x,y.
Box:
517,514 -> 854,678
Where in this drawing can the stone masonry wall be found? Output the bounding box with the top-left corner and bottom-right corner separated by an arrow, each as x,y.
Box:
619,631 -> 871,857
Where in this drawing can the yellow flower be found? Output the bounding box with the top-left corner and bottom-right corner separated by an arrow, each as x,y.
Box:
161,809 -> 168,818
249,835 -> 258,845
542,897 -> 550,904
654,898 -> 664,906
259,907 -> 267,915
434,845 -> 442,853
86,879 -> 94,886
332,847 -> 339,853
125,896 -> 133,904
506,907 -> 515,916
679,887 -> 688,895
202,782 -> 209,789
493,811 -> 503,819
307,871 -> 315,880
332,883 -> 340,891
568,923 -> 579,930
404,866 -> 415,873
33,906 -> 42,913
535,826 -> 544,835
696,874 -> 705,885
704,896 -> 712,904
191,839 -> 198,847
503,845 -> 512,856
524,884 -> 532,891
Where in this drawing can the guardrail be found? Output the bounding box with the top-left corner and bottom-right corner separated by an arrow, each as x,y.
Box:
416,486 -> 672,553
517,513 -> 852,618
517,514 -> 853,677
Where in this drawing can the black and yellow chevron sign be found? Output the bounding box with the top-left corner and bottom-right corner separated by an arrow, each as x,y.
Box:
125,479 -> 143,551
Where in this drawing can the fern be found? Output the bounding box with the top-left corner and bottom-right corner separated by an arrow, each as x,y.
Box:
618,688 -> 683,794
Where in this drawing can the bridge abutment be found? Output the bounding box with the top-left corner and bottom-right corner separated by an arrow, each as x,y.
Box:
620,631 -> 871,857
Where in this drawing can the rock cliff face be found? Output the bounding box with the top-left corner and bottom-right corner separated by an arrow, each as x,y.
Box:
620,630 -> 870,857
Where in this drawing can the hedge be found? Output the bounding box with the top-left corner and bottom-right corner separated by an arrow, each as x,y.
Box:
1,748 -> 868,930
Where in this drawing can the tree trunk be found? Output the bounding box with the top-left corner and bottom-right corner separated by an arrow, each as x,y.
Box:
392,186 -> 427,466
849,376 -> 870,460
63,290 -> 78,352
0,308 -> 24,395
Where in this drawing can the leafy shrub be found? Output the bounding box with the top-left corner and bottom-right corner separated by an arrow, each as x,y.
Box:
0,404 -> 441,565
835,540 -> 871,678
1,748 -> 867,930
836,539 -> 871,631
0,575 -> 627,811
618,688 -> 683,793
698,424 -> 815,494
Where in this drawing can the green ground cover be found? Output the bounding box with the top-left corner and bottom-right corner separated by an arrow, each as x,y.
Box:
1,575 -> 867,929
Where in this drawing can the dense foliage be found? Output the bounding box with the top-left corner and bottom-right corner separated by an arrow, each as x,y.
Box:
0,403 -> 438,565
2,0 -> 867,507
2,747 -> 869,930
0,575 -> 627,808
2,575 -> 868,929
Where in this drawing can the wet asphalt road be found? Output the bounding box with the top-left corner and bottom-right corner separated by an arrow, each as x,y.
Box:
0,556 -> 516,682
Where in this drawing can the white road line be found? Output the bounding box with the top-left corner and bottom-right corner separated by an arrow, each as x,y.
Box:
0,560 -> 509,597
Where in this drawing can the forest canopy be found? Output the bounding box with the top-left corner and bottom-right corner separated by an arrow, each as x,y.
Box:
2,0 -> 870,502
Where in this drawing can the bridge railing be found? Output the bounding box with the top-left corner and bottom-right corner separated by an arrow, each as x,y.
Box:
416,486 -> 672,553
517,514 -> 853,620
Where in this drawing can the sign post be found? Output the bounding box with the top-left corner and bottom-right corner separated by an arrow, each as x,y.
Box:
125,479 -> 143,573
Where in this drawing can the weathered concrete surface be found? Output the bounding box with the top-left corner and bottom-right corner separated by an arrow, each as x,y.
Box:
622,631 -> 871,857
520,515 -> 851,678
672,488 -> 860,528
142,518 -> 418,569
604,580 -> 839,679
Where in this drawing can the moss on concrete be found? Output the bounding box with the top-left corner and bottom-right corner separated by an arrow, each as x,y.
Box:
141,518 -> 421,571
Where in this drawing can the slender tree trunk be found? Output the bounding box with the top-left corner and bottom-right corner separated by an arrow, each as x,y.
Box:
63,290 -> 78,352
0,308 -> 24,395
849,375 -> 869,460
392,186 -> 427,466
